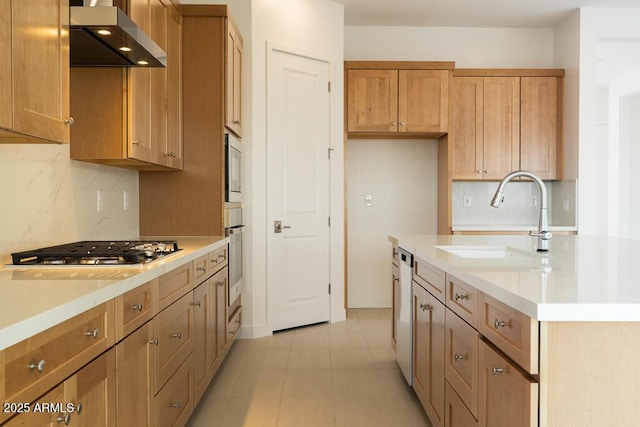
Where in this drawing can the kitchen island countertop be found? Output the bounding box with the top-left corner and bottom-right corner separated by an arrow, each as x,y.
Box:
0,236 -> 227,351
390,234 -> 640,322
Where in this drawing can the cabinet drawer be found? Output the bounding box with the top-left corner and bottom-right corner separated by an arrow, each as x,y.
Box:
414,259 -> 445,303
154,262 -> 194,312
0,302 -> 114,413
478,292 -> 538,374
153,354 -> 194,427
152,292 -> 194,394
116,281 -> 154,340
445,308 -> 479,418
478,339 -> 538,427
209,245 -> 228,274
446,274 -> 478,327
193,253 -> 210,284
445,381 -> 478,427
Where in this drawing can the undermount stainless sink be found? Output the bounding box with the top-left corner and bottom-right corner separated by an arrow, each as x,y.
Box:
435,245 -> 533,259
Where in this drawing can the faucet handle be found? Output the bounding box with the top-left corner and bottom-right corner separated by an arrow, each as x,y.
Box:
530,231 -> 553,240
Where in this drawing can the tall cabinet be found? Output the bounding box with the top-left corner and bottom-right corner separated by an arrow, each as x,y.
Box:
140,4 -> 243,236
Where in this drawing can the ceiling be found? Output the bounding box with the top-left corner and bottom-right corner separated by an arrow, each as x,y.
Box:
334,0 -> 640,27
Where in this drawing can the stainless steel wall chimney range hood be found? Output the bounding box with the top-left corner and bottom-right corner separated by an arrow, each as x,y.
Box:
70,0 -> 167,67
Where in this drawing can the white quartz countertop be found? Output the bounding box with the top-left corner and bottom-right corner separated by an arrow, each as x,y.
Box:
390,234 -> 640,322
451,224 -> 577,232
0,236 -> 228,351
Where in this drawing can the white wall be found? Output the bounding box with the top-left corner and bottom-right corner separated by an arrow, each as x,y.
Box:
345,25 -> 555,307
0,145 -> 139,264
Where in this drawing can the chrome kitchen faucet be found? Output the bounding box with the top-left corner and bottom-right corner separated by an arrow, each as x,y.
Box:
490,170 -> 552,252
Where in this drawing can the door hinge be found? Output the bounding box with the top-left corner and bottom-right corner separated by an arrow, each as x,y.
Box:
328,147 -> 334,160
328,81 -> 331,92
328,216 -> 331,227
328,283 -> 331,294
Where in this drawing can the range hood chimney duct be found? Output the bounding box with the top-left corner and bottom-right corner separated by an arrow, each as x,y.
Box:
70,0 -> 167,67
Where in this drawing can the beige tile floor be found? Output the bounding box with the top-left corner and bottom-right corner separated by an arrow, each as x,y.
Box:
187,308 -> 432,427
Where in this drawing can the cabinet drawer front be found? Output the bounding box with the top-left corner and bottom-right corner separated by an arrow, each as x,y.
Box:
446,274 -> 478,327
227,305 -> 242,341
445,381 -> 478,427
116,281 -> 154,340
155,262 -> 194,312
154,354 -> 194,427
478,292 -> 538,375
153,292 -> 194,394
445,308 -> 479,418
2,302 -> 114,408
209,245 -> 228,273
414,260 -> 445,303
193,253 -> 209,284
478,339 -> 538,427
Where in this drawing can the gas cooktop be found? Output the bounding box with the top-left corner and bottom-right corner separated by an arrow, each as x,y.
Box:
11,240 -> 180,266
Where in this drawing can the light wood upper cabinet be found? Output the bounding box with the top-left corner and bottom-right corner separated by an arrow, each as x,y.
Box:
70,0 -> 182,171
0,0 -> 71,144
520,77 -> 562,180
346,62 -> 453,137
225,15 -> 243,137
450,70 -> 563,181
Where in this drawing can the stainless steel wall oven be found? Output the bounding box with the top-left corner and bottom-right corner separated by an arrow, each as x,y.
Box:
225,133 -> 242,203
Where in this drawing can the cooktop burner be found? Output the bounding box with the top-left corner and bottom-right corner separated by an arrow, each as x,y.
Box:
11,240 -> 180,266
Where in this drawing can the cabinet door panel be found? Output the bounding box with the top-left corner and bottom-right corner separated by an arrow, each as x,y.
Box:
451,77 -> 484,180
478,339 -> 538,427
150,0 -> 168,164
520,77 -> 560,180
399,70 -> 448,133
12,0 -> 70,143
72,350 -> 116,427
482,77 -> 520,180
3,383 -> 66,427
445,309 -> 478,418
347,69 -> 398,132
0,0 -> 10,130
445,381 -> 478,427
226,18 -> 243,136
166,6 -> 183,169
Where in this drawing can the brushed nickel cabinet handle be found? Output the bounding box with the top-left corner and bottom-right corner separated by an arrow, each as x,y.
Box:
494,319 -> 507,328
454,293 -> 468,301
132,139 -> 140,145
85,328 -> 99,339
171,402 -> 182,409
196,266 -> 206,272
56,413 -> 71,425
399,122 -> 406,126
492,366 -> 506,375
149,338 -> 159,346
64,117 -> 75,126
217,282 -> 225,288
75,402 -> 83,414
193,301 -> 202,307
131,303 -> 144,312
171,332 -> 182,339
29,359 -> 46,372
454,353 -> 466,361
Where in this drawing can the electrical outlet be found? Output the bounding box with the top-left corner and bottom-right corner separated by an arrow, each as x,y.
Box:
563,199 -> 570,213
97,190 -> 104,212
463,195 -> 471,207
530,195 -> 538,207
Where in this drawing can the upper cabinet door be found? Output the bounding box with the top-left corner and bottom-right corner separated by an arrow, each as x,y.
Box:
166,5 -> 183,169
11,0 -> 70,143
398,69 -> 449,133
347,69 -> 398,133
225,17 -> 243,137
520,77 -> 561,180
451,77 -> 484,180
482,77 -> 520,180
0,0 -> 11,130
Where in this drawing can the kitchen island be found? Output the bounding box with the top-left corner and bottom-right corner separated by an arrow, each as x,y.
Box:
391,234 -> 640,427
0,236 -> 236,427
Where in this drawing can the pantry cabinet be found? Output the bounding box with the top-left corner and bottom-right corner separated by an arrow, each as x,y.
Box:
70,0 -> 183,170
450,70 -> 563,181
345,62 -> 453,137
0,0 -> 71,144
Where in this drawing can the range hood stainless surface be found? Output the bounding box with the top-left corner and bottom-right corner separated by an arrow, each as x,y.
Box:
70,0 -> 167,67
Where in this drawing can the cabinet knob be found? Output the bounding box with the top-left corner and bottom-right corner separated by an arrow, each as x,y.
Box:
494,319 -> 507,329
171,332 -> 182,339
64,117 -> 75,126
476,170 -> 482,174
56,413 -> 71,425
492,366 -> 506,375
454,293 -> 468,301
399,122 -> 406,126
75,402 -> 83,415
454,353 -> 466,361
148,338 -> 159,346
132,139 -> 140,146
193,301 -> 202,308
131,303 -> 144,312
171,402 -> 182,409
85,328 -> 99,339
29,359 -> 46,372
392,275 -> 399,283
196,266 -> 206,272
217,282 -> 225,288
391,121 -> 397,126
484,170 -> 489,173
419,303 -> 433,311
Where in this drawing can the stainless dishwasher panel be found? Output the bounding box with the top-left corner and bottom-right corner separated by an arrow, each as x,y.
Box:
396,248 -> 413,385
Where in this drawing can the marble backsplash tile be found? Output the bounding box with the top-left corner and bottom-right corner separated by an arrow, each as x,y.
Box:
452,180 -> 577,227
0,144 -> 139,264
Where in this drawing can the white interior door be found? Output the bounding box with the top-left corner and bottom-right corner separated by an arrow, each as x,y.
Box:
267,46 -> 331,332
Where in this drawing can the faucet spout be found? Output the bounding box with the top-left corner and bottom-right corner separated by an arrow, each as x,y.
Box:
490,170 -> 552,252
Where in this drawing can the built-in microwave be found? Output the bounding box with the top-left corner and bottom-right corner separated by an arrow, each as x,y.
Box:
225,133 -> 241,203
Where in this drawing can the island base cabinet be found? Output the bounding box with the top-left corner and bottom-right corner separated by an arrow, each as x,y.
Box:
478,339 -> 538,427
445,381 -> 477,427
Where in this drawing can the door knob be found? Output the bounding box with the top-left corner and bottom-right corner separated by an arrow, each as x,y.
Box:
274,220 -> 291,233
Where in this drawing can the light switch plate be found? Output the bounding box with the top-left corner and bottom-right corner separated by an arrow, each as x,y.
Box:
364,194 -> 373,207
